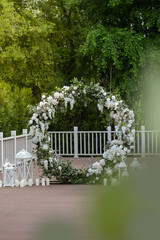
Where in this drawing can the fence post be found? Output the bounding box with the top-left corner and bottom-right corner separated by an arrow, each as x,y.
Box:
74,126 -> 79,158
22,129 -> 28,151
11,131 -> 16,165
0,132 -> 4,171
141,126 -> 145,157
107,126 -> 111,142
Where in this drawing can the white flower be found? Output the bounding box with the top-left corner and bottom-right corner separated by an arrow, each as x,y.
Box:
97,103 -> 103,113
44,160 -> 48,169
73,86 -> 77,90
100,159 -> 105,166
40,101 -> 44,107
29,120 -> 33,125
131,129 -> 135,134
59,93 -> 64,98
103,151 -> 108,159
48,109 -> 52,119
96,177 -> 99,181
32,113 -> 38,120
108,154 -> 113,161
64,98 -> 71,108
129,110 -> 134,118
88,168 -> 93,175
70,98 -> 75,110
42,144 -> 48,150
40,122 -> 45,133
52,99 -> 58,105
58,166 -> 62,171
72,91 -> 75,95
103,92 -> 107,96
130,137 -> 134,143
112,95 -> 116,100
47,96 -> 53,103
42,95 -> 45,99
42,113 -> 46,118
86,173 -> 89,177
29,126 -> 35,136
117,152 -> 120,157
105,167 -> 113,176
54,92 -> 60,99
122,126 -> 126,133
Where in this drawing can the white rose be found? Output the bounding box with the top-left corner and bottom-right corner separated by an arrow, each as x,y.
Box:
42,144 -> 48,150
40,101 -> 44,107
52,99 -> 58,105
100,159 -> 105,166
47,96 -> 53,103
63,86 -> 69,91
112,95 -> 115,100
29,120 -> 33,125
103,151 -> 108,159
32,113 -> 38,120
59,93 -> 64,98
131,129 -> 135,134
73,86 -> 77,90
54,92 -> 60,99
72,91 -> 75,95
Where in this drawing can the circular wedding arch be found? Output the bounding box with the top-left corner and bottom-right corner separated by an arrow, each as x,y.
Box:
29,80 -> 135,184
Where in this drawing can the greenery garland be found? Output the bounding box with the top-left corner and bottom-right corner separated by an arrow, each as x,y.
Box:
29,79 -> 135,184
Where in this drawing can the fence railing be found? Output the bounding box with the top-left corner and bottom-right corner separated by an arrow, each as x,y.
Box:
0,126 -> 160,171
0,129 -> 32,171
49,126 -> 160,158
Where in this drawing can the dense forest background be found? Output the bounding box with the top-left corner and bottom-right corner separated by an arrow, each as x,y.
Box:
0,0 -> 160,136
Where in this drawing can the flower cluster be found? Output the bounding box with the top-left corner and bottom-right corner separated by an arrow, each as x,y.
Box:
29,79 -> 135,184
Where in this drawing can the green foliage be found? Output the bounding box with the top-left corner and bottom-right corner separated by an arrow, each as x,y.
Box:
44,159 -> 87,184
81,25 -> 143,98
0,0 -> 160,133
0,81 -> 32,136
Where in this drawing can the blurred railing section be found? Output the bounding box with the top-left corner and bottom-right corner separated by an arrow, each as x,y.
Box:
0,126 -> 160,171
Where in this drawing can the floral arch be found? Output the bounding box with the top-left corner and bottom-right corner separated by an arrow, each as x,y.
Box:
29,80 -> 135,184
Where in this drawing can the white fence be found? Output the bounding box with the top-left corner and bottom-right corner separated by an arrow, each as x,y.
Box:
0,126 -> 160,171
49,126 -> 160,158
0,129 -> 32,171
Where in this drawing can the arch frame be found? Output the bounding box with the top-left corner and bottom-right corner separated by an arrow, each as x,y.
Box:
29,80 -> 135,184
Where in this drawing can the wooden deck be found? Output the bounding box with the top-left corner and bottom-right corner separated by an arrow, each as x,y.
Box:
0,185 -> 100,240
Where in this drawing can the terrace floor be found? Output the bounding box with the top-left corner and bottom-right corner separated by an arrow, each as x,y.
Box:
0,184 -> 101,240
0,156 -> 152,240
